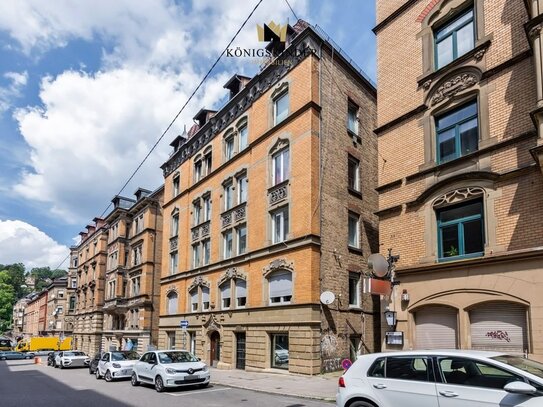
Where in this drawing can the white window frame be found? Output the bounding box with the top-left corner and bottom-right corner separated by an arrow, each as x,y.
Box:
192,244 -> 200,269
223,230 -> 233,259
274,92 -> 289,125
201,286 -> 210,311
193,201 -> 201,226
171,213 -> 179,237
239,124 -> 248,151
224,182 -> 233,211
268,271 -> 292,305
271,206 -> 289,244
235,279 -> 247,308
172,175 -> 180,197
202,239 -> 210,266
348,272 -> 360,307
272,148 -> 289,186
348,155 -> 360,192
203,195 -> 212,222
348,212 -> 360,249
225,136 -> 235,160
237,174 -> 248,204
348,102 -> 359,134
236,224 -> 247,255
169,251 -> 178,275
220,281 -> 231,310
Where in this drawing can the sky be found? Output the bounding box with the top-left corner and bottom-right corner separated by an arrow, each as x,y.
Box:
0,0 -> 377,270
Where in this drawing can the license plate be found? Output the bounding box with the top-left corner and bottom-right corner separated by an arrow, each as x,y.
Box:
121,369 -> 130,375
184,375 -> 197,380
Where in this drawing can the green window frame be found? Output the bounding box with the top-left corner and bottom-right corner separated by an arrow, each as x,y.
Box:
434,8 -> 475,69
436,101 -> 478,164
437,199 -> 484,261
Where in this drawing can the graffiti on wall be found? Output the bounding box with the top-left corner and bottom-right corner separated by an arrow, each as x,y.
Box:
321,332 -> 341,373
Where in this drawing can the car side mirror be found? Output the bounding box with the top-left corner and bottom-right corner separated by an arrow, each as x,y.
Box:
504,381 -> 537,395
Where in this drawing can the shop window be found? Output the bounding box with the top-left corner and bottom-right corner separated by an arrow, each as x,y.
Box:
271,334 -> 289,369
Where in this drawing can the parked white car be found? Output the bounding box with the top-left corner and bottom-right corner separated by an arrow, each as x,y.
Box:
131,349 -> 210,392
54,351 -> 90,369
95,351 -> 140,382
337,350 -> 543,407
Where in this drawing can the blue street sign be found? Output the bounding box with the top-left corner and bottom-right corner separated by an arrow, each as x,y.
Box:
180,320 -> 189,328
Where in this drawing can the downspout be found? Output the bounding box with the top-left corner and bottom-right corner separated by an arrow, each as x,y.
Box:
149,200 -> 159,349
318,39 -> 324,373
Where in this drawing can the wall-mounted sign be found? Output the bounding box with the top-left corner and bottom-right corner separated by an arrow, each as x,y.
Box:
385,331 -> 404,346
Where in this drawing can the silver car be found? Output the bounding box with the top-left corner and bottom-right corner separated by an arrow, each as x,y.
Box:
55,350 -> 90,368
131,349 -> 210,392
95,351 -> 140,381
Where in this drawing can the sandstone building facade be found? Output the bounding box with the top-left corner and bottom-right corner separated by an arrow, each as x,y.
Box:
375,0 -> 543,359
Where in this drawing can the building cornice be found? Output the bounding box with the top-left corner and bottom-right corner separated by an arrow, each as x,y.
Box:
373,0 -> 420,34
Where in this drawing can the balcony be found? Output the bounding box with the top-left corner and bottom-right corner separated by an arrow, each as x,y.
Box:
169,236 -> 178,251
103,297 -> 128,313
127,295 -> 152,308
191,220 -> 211,242
268,181 -> 288,206
220,203 -> 246,229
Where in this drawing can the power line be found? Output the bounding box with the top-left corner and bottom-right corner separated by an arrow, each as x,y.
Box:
284,0 -> 299,21
98,0 -> 265,218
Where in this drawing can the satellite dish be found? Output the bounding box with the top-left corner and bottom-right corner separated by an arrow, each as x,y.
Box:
368,253 -> 389,278
320,291 -> 336,305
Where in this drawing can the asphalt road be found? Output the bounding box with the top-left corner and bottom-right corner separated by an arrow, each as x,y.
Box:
0,358 -> 331,407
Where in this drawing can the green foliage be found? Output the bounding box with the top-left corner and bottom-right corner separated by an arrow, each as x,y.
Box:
0,271 -> 16,332
30,267 -> 67,291
0,263 -> 27,299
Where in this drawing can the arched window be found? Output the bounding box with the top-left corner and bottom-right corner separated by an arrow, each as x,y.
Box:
167,292 -> 178,315
269,270 -> 292,305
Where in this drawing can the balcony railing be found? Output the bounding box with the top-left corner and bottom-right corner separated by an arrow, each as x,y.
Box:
268,181 -> 288,206
191,220 -> 211,242
220,203 -> 246,229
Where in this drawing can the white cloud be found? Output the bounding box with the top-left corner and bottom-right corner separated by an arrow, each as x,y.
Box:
0,71 -> 28,113
0,220 -> 69,269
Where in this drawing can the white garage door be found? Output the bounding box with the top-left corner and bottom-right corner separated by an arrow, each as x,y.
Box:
415,306 -> 458,349
470,302 -> 528,353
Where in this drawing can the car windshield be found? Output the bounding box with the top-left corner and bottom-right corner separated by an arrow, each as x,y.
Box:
492,355 -> 543,379
64,352 -> 85,357
111,351 -> 140,361
158,351 -> 198,364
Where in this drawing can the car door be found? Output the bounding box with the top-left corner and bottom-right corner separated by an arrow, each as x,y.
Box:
435,357 -> 540,407
147,352 -> 158,381
137,353 -> 150,380
98,353 -> 109,374
366,356 -> 439,407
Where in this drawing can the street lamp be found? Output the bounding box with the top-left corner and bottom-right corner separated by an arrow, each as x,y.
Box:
384,309 -> 397,329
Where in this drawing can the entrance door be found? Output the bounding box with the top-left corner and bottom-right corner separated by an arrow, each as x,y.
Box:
210,331 -> 220,367
235,333 -> 246,370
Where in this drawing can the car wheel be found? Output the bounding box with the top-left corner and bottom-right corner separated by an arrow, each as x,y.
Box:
0,357 -> 6,361
131,373 -> 140,387
105,370 -> 113,382
88,367 -> 93,375
95,368 -> 101,379
349,401 -> 377,407
60,363 -> 64,369
154,375 -> 164,393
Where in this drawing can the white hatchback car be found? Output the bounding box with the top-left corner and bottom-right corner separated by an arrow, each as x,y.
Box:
131,349 -> 210,392
54,350 -> 90,369
95,351 -> 140,382
337,350 -> 543,407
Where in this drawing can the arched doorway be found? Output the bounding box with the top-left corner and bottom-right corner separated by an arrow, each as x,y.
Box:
209,331 -> 220,367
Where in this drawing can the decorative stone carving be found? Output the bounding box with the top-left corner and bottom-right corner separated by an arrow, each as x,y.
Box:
268,183 -> 288,205
169,236 -> 178,251
203,314 -> 221,331
191,227 -> 200,241
431,73 -> 478,105
218,267 -> 247,286
529,23 -> 543,41
422,79 -> 432,90
188,275 -> 209,292
234,205 -> 246,222
221,212 -> 232,228
432,187 -> 485,208
262,258 -> 294,277
473,48 -> 486,61
201,222 -> 210,237
269,137 -> 289,156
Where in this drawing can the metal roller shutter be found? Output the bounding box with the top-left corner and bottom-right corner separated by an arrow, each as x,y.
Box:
415,306 -> 458,349
470,302 -> 527,353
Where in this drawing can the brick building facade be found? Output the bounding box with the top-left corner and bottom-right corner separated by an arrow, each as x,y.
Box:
24,291 -> 48,337
375,0 -> 543,358
158,21 -> 379,375
43,277 -> 73,336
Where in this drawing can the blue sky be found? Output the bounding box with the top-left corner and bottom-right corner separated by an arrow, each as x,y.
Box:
0,0 -> 376,269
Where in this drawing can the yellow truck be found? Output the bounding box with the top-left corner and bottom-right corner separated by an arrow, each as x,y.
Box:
0,338 -> 12,351
16,337 -> 72,352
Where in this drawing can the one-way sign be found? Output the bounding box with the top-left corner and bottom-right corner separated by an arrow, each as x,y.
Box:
180,320 -> 189,329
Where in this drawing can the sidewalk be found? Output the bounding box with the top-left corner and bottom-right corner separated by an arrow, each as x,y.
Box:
210,367 -> 340,402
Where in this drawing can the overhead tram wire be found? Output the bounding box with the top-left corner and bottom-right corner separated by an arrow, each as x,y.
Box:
284,0 -> 299,21
97,0 -> 265,219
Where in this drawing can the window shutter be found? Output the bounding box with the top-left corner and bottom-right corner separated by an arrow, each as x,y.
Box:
168,294 -> 178,315
190,290 -> 198,305
269,271 -> 292,298
201,287 -> 209,302
236,280 -> 247,298
221,282 -> 231,298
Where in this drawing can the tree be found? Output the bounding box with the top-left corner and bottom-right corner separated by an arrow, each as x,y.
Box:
0,263 -> 27,300
0,271 -> 15,333
30,267 -> 67,291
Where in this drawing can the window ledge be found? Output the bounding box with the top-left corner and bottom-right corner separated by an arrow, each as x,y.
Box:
438,252 -> 484,263
347,128 -> 362,142
348,246 -> 363,255
348,187 -> 363,199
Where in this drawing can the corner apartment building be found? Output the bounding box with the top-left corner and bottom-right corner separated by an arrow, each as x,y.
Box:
43,277 -> 73,336
24,291 -> 48,337
101,187 -> 163,353
12,297 -> 30,337
72,218 -> 108,354
375,0 -> 543,358
159,20 -> 379,374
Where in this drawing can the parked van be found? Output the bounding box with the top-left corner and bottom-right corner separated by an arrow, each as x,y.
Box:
0,338 -> 12,351
16,337 -> 72,352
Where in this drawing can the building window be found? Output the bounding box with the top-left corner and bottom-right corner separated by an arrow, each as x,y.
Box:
348,273 -> 360,307
201,286 -> 210,311
347,101 -> 359,134
189,332 -> 196,354
134,214 -> 144,235
239,124 -> 248,151
224,182 -> 233,211
169,251 -> 178,275
236,224 -> 247,255
132,246 -> 142,266
437,199 -> 484,260
204,151 -> 212,176
190,289 -> 198,312
171,213 -> 179,237
435,8 -> 474,69
225,136 -> 235,161
194,159 -> 202,183
271,206 -> 289,244
272,148 -> 289,186
237,174 -> 248,204
348,155 -> 360,192
71,279 -> 77,288
236,279 -> 247,308
172,174 -> 180,197
167,292 -> 178,315
203,195 -> 211,222
274,92 -> 289,125
269,270 -> 292,304
348,212 -> 360,249
167,331 -> 176,349
220,282 -> 231,310
271,334 -> 289,369
69,296 -> 76,312
436,101 -> 478,163
223,230 -> 233,259
192,244 -> 200,269
131,276 -> 141,296
202,239 -> 211,266
193,201 -> 201,226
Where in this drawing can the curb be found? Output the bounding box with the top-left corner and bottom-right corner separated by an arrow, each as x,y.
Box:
211,380 -> 336,402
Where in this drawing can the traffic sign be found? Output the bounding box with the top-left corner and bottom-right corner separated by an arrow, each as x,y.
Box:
342,359 -> 353,370
180,320 -> 189,329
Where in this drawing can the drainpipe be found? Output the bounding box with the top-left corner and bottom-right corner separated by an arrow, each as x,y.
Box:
149,200 -> 159,350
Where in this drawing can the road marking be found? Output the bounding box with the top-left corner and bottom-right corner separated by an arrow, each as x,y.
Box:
166,387 -> 231,397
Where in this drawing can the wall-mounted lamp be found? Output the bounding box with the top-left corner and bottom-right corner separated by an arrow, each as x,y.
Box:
384,310 -> 397,329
